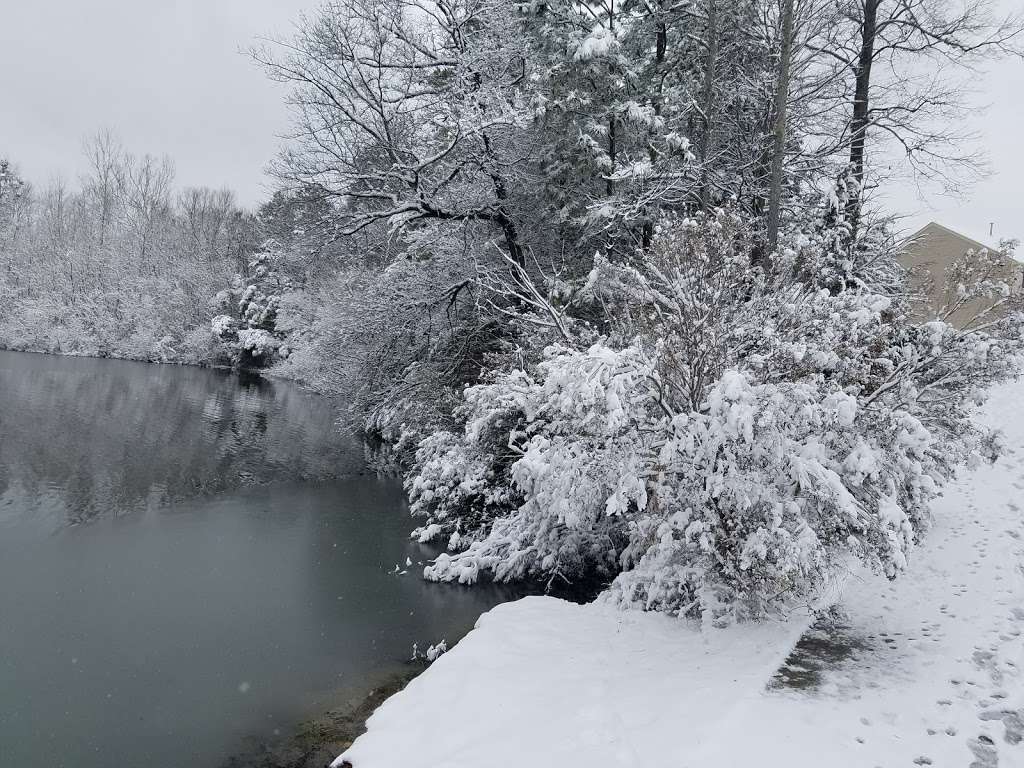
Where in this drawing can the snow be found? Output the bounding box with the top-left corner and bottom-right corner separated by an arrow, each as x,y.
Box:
706,376 -> 1024,768
334,375 -> 1024,768
574,24 -> 617,61
333,596 -> 814,768
210,314 -> 235,337
236,328 -> 280,357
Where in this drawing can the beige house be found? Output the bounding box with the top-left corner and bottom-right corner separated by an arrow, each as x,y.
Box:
897,221 -> 1022,328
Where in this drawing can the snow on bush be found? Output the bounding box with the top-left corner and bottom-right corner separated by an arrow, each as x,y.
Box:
273,234 -> 516,444
236,328 -> 281,359
210,314 -> 237,337
210,244 -> 292,368
408,211 -> 1022,623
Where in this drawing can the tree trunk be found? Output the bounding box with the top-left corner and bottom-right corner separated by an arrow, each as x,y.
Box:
846,0 -> 880,238
496,213 -> 524,266
642,4 -> 669,250
698,0 -> 719,211
766,0 -> 796,254
481,131 -> 524,266
607,0 -> 617,198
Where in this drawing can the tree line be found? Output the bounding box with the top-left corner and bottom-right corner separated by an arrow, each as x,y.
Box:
0,132 -> 257,361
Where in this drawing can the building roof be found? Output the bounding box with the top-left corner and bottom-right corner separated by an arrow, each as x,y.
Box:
901,221 -> 1020,263
903,221 -> 997,252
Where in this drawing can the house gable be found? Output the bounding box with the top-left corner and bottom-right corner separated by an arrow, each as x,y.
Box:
897,221 -> 1020,328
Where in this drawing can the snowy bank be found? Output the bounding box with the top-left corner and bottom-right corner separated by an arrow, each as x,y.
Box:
332,596 -> 815,768
334,378 -> 1024,768
704,376 -> 1024,768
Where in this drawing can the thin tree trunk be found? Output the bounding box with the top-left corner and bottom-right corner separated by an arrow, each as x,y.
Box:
480,131 -> 524,266
846,0 -> 880,237
699,0 -> 719,211
766,0 -> 796,254
642,6 -> 669,249
607,0 -> 617,198
607,118 -> 617,197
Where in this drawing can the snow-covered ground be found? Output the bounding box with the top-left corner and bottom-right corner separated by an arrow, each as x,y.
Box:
334,378 -> 1024,768
716,377 -> 1024,768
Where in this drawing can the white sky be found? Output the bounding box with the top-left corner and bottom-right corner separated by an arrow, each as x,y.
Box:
881,40 -> 1024,246
0,0 -> 315,208
0,0 -> 1021,238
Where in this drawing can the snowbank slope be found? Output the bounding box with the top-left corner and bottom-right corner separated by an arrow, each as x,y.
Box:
334,596 -> 813,768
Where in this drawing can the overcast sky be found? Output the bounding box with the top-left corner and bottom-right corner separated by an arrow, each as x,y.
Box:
0,0 -> 315,208
881,34 -> 1024,246
0,0 -> 1021,242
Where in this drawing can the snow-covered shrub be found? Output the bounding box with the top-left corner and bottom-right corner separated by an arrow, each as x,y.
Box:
236,327 -> 281,360
177,323 -> 232,366
409,211 -> 1023,622
210,243 -> 292,368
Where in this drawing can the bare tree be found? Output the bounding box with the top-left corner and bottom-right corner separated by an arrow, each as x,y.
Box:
178,186 -> 236,262
252,0 -> 534,264
117,153 -> 175,267
81,129 -> 124,247
826,0 -> 1023,235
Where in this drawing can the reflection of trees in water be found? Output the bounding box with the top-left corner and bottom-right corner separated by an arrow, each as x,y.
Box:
0,352 -> 363,526
360,436 -> 404,478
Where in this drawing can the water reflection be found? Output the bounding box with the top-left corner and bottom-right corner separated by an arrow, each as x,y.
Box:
0,351 -> 362,530
0,350 -> 520,768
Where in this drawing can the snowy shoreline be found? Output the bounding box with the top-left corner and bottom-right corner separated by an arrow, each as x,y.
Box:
331,377 -> 1024,768
0,344 -> 313,384
0,343 -> 225,368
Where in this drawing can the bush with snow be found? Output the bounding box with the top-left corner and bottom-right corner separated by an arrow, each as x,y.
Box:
408,211 -> 1022,622
210,244 -> 292,368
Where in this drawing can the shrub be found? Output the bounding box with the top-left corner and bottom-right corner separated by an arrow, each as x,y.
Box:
407,211 -> 1022,622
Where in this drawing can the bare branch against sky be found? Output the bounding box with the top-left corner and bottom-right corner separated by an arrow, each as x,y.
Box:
0,0 -> 1019,237
866,0 -> 1024,242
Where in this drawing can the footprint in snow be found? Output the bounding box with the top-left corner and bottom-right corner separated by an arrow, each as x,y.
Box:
967,734 -> 998,768
980,706 -> 1024,744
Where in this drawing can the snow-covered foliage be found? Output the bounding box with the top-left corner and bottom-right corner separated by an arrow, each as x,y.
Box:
0,146 -> 257,364
274,235 -> 511,444
251,0 -> 1022,622
210,244 -> 293,367
525,0 -> 706,239
408,212 -> 1023,622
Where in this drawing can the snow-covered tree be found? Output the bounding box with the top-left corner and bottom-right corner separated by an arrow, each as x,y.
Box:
0,142 -> 254,363
407,211 -> 1022,622
253,0 -> 538,265
211,242 -> 294,368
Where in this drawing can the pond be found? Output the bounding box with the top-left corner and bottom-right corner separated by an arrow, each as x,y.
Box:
0,350 -> 514,768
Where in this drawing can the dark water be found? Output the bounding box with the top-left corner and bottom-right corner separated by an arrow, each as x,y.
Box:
0,351 -> 514,768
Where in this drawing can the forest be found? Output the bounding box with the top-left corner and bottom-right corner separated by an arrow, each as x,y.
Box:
2,0 -> 1022,624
